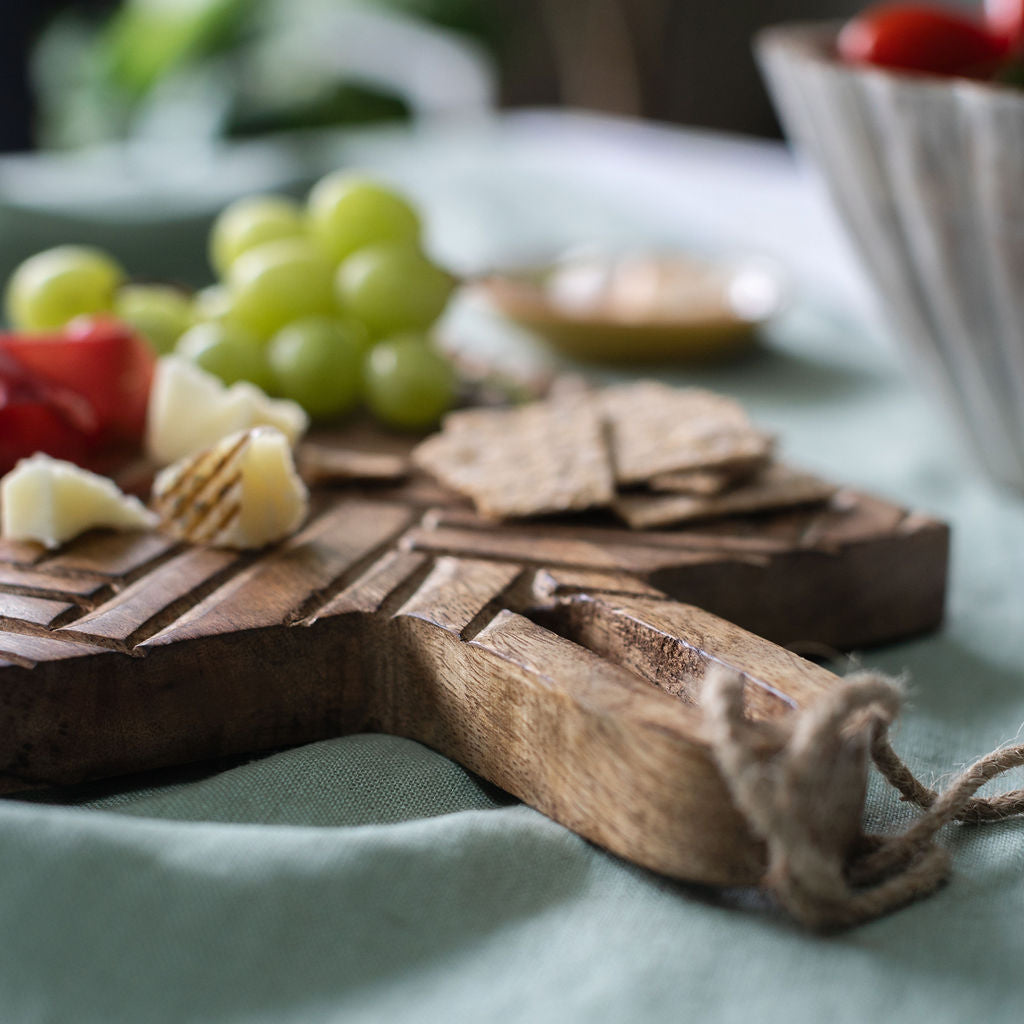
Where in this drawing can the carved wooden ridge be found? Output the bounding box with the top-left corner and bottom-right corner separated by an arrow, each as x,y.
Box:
0,440 -> 949,887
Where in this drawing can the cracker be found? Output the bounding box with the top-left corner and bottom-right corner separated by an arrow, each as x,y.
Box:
412,394 -> 614,519
612,464 -> 837,529
597,381 -> 773,484
647,459 -> 766,496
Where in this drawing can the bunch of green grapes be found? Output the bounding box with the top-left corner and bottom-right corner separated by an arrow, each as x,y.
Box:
2,176 -> 459,431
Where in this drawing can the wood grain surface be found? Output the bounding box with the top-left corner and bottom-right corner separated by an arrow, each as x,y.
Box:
0,431 -> 949,886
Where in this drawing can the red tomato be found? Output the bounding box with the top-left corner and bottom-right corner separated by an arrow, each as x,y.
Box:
838,4 -> 1009,76
0,317 -> 155,444
985,0 -> 1024,51
0,352 -> 98,473
0,402 -> 92,473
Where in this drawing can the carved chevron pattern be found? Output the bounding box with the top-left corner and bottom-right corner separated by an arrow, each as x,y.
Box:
0,476 -> 941,665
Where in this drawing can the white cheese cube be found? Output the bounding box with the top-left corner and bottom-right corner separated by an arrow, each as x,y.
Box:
1,455 -> 157,549
152,426 -> 308,550
146,356 -> 308,466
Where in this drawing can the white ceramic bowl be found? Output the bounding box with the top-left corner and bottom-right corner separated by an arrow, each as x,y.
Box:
758,22 -> 1024,490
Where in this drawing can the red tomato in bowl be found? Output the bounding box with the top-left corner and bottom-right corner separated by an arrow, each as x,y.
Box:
839,4 -> 1009,75
985,0 -> 1024,51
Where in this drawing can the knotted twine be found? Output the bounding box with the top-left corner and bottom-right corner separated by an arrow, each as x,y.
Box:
701,666 -> 1024,931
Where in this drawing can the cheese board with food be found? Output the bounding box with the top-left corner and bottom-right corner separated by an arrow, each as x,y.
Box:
0,170 -> 952,915
0,389 -> 948,822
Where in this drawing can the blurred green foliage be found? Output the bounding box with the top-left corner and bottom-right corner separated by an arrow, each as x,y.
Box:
32,0 -> 496,148
101,0 -> 250,100
361,0 -> 497,43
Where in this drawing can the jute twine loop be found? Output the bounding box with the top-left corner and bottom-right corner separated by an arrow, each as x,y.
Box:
701,666 -> 1024,931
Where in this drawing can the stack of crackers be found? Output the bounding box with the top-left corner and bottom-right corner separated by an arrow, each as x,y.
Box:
412,380 -> 836,528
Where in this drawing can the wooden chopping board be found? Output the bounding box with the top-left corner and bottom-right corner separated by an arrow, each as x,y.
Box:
0,427 -> 948,887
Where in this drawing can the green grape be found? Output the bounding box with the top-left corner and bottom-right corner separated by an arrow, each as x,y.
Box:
268,316 -> 368,420
176,321 -> 274,392
114,283 -> 193,354
191,284 -> 242,325
227,239 -> 337,341
307,174 -> 420,264
335,242 -> 455,337
208,194 -> 306,278
5,245 -> 125,331
363,333 -> 457,431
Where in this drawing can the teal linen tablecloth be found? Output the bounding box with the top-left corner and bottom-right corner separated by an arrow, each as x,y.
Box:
3,112 -> 1024,1023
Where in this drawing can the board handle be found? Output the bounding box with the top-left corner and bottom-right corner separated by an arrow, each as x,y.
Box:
337,555 -> 855,886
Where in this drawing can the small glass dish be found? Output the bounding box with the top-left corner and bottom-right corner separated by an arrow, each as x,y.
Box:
758,22 -> 1024,491
477,250 -> 785,365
